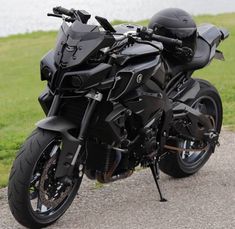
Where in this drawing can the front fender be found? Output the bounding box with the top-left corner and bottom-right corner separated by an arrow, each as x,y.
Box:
36,116 -> 77,133
36,116 -> 80,178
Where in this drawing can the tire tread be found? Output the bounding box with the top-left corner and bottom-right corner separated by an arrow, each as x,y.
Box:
8,128 -> 59,228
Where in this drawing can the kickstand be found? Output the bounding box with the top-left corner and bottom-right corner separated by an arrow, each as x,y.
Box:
149,162 -> 167,202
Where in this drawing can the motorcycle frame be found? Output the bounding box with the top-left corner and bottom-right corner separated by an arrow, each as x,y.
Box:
36,18 -> 224,180
36,70 -> 210,179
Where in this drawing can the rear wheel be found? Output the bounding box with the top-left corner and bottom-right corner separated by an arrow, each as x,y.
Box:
159,79 -> 222,178
8,128 -> 84,228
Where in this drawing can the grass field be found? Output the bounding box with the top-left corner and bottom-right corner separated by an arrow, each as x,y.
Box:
0,13 -> 235,187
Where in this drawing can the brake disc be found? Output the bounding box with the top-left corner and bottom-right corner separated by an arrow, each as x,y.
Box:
39,155 -> 72,209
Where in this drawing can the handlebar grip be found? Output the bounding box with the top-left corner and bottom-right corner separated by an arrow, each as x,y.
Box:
53,6 -> 73,17
152,34 -> 183,47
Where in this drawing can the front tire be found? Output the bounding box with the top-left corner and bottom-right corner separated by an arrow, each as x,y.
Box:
8,128 -> 83,228
159,79 -> 223,178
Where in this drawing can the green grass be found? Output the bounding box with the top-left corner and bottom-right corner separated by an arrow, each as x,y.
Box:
0,31 -> 57,187
0,13 -> 235,187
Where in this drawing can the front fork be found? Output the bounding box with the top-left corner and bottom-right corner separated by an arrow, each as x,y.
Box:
70,91 -> 102,166
47,91 -> 103,179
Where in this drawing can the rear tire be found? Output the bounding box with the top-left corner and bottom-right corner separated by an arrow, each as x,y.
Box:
8,128 -> 82,228
159,79 -> 222,178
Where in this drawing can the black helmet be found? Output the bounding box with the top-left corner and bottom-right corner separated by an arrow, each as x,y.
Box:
148,8 -> 197,62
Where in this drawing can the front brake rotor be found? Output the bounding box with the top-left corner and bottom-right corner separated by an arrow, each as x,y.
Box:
39,155 -> 72,209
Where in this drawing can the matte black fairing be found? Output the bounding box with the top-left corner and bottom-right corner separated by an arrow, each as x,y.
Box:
124,89 -> 166,126
54,21 -> 115,68
60,63 -> 112,90
108,56 -> 161,101
115,42 -> 161,65
40,50 -> 57,82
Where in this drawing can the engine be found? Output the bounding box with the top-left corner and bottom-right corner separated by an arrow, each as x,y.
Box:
85,101 -> 160,183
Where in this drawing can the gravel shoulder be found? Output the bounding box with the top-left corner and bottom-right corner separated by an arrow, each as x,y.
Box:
0,130 -> 235,229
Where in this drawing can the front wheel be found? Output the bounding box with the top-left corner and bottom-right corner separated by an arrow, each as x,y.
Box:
159,79 -> 223,178
8,128 -> 83,228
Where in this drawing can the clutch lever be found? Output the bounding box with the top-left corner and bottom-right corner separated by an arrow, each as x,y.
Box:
47,13 -> 63,18
47,13 -> 75,22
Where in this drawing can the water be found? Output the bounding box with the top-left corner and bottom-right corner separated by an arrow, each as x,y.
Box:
1,0 -> 235,37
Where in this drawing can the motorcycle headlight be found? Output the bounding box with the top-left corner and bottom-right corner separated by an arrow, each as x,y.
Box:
71,75 -> 83,88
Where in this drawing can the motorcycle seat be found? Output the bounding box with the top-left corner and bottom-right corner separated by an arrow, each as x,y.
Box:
165,38 -> 210,76
183,37 -> 211,70
165,24 -> 223,76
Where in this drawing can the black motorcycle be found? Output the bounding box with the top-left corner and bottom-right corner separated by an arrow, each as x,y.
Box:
8,7 -> 229,228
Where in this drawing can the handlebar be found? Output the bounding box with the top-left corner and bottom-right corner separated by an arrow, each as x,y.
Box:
50,6 -> 91,24
136,27 -> 183,47
53,6 -> 74,17
152,34 -> 182,47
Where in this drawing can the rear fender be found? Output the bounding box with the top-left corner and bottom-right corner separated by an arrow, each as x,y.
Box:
219,27 -> 229,40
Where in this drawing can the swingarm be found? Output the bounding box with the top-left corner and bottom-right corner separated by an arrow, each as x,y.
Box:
172,102 -> 219,144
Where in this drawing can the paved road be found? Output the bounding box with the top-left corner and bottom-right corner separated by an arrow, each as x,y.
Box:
0,130 -> 235,229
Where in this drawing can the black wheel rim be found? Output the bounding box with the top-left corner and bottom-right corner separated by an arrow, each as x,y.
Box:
28,139 -> 83,217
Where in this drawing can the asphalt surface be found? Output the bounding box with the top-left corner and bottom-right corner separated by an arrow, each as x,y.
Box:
0,130 -> 235,229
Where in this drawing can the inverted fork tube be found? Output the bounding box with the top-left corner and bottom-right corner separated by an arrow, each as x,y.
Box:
78,98 -> 98,142
70,98 -> 98,166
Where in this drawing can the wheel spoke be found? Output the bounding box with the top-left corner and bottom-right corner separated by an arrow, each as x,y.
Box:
37,198 -> 48,213
27,137 -> 82,218
50,144 -> 60,158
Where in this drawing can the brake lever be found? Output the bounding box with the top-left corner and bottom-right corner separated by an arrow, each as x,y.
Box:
128,36 -> 162,52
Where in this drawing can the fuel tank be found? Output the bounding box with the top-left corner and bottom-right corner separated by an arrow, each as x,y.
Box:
108,56 -> 161,101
